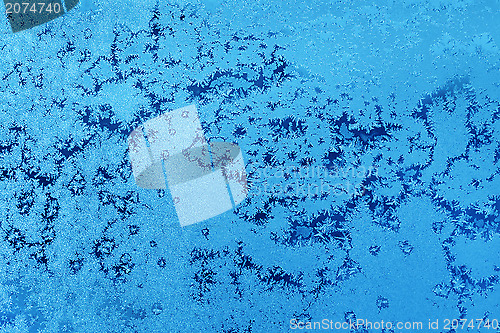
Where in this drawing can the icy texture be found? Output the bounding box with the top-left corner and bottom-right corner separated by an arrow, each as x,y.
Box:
0,0 -> 499,332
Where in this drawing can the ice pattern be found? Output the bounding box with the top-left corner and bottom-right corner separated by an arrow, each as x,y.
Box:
0,0 -> 499,332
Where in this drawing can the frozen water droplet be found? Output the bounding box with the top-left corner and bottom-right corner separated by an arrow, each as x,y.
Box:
152,302 -> 163,315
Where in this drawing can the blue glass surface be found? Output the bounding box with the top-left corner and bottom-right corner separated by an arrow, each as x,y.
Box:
0,0 -> 499,332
